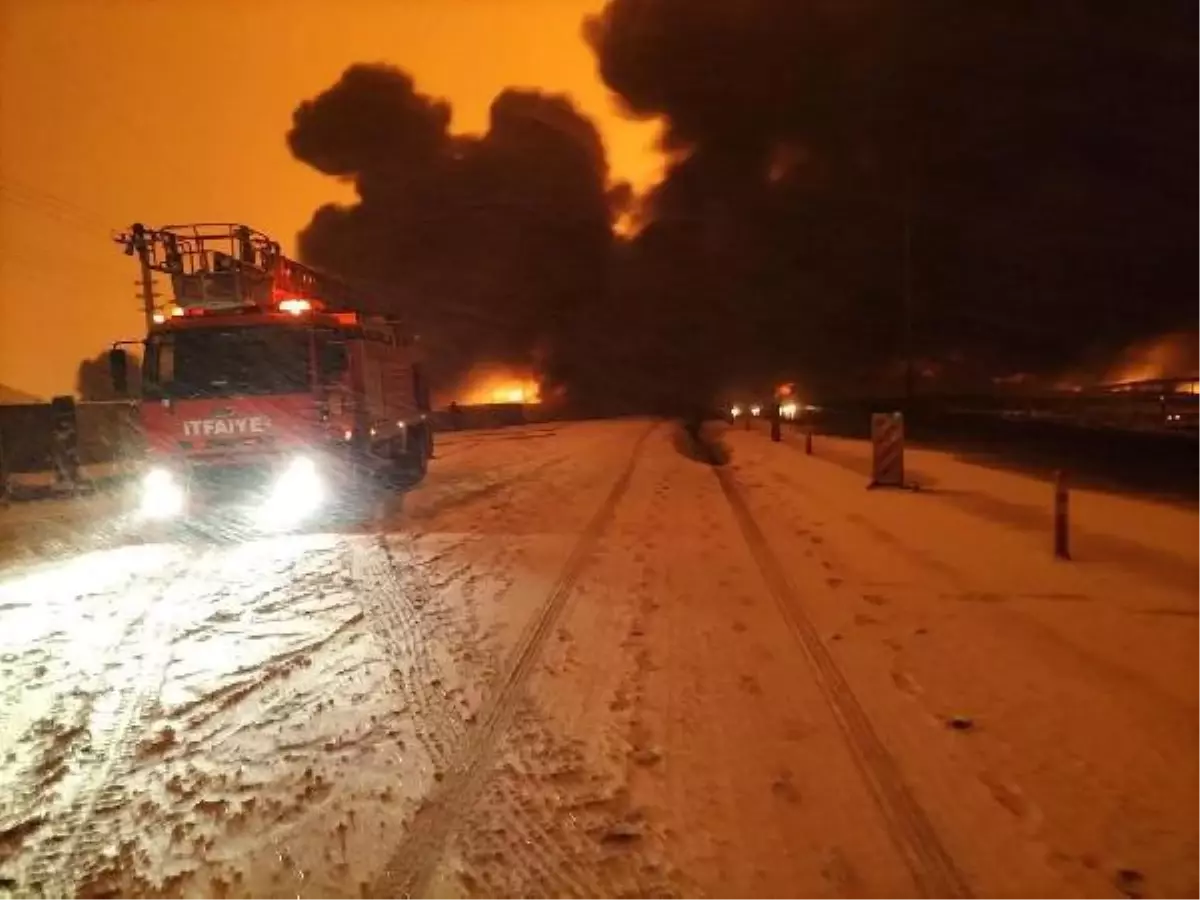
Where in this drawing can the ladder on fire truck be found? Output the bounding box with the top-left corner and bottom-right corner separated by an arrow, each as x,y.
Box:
114,223 -> 374,324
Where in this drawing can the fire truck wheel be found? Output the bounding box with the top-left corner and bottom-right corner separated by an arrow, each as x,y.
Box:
411,426 -> 431,474
392,425 -> 430,484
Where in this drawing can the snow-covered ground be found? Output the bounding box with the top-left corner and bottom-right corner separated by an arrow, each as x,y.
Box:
0,419 -> 1194,897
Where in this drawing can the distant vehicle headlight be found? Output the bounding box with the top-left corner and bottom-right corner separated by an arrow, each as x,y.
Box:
255,456 -> 325,531
139,467 -> 185,520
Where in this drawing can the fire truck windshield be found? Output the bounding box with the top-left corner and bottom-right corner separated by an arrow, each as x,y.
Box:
143,325 -> 314,399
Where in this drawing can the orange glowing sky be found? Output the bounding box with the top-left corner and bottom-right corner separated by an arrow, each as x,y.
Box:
0,0 -> 663,399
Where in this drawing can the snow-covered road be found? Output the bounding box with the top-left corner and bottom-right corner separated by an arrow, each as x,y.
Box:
0,419 -> 1194,897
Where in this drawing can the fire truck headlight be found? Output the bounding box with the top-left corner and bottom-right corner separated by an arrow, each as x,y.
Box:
139,467 -> 185,520
256,456 -> 325,530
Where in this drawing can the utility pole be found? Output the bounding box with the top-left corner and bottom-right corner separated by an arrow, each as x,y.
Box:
137,251 -> 156,330
116,223 -> 157,330
899,13 -> 916,413
133,223 -> 157,331
902,202 -> 914,407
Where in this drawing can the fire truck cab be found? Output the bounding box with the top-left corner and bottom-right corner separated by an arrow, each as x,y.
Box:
110,223 -> 432,530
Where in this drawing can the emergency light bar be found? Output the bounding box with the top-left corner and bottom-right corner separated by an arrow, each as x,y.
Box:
278,299 -> 314,315
170,298 -> 323,317
152,299 -> 351,325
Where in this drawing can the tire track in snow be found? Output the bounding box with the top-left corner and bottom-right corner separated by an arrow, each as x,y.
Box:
350,532 -> 476,775
21,547 -> 217,899
351,430 -> 642,896
403,453 -> 569,525
353,533 -> 601,897
349,447 -> 573,773
367,422 -> 656,898
713,463 -> 972,900
17,539 -> 350,898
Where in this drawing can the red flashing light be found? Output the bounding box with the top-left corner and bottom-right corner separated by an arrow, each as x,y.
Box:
165,304 -> 247,320
278,298 -> 313,315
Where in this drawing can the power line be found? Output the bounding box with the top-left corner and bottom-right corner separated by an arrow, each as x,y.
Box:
0,191 -> 116,249
0,176 -> 116,233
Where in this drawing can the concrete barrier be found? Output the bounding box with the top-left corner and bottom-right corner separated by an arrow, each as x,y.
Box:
430,403 -> 531,432
0,404 -> 57,476
1,400 -> 138,486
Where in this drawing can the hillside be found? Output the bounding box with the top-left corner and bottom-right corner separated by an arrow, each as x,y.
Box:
0,383 -> 42,405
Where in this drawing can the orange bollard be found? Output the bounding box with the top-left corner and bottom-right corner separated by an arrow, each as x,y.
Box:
1054,469 -> 1070,560
805,425 -> 813,455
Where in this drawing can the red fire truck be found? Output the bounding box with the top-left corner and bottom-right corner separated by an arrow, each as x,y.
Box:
109,223 -> 432,530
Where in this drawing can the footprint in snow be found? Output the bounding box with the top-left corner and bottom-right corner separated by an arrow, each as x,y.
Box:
891,669 -> 920,697
738,674 -> 763,696
771,771 -> 801,804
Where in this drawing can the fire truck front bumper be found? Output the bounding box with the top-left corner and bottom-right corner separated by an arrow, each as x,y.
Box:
135,454 -> 332,532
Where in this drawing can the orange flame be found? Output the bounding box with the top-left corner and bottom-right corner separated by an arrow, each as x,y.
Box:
1104,332 -> 1198,384
454,364 -> 542,406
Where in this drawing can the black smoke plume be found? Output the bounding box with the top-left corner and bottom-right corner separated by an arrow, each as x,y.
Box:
588,0 -> 1197,394
290,2 -> 1195,407
288,65 -> 621,403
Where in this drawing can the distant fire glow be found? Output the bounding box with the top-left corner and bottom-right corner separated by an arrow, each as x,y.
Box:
1104,332 -> 1198,385
455,365 -> 542,406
